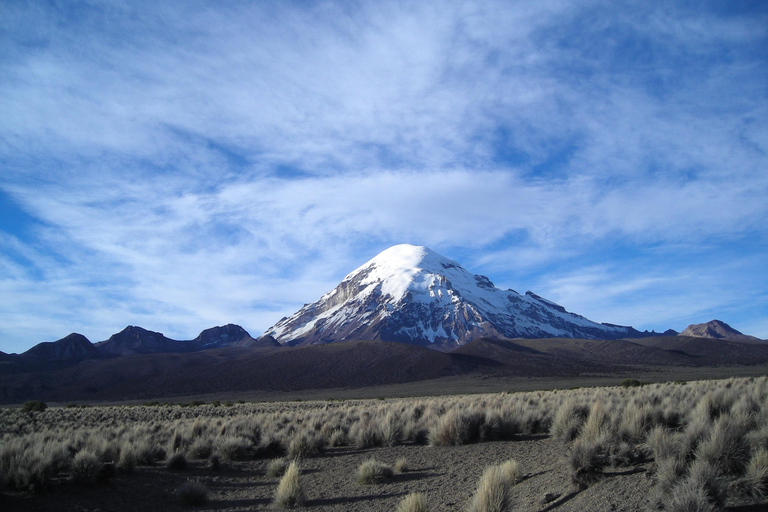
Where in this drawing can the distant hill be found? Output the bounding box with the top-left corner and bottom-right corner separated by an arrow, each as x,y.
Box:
12,324 -> 263,364
22,333 -> 102,361
679,320 -> 761,342
96,326 -> 192,356
191,324 -> 254,348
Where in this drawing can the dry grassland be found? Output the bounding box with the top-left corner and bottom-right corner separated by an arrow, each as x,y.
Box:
2,376 -> 768,511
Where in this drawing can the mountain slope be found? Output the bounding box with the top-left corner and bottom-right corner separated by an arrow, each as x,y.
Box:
265,244 -> 649,349
679,320 -> 761,342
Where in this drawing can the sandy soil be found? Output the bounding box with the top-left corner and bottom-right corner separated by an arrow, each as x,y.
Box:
5,436 -> 658,512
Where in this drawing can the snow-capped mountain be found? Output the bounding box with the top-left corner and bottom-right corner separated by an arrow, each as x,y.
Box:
264,244 -> 646,349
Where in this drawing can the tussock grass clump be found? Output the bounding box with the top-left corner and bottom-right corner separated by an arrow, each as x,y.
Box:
394,457 -> 410,474
176,479 -> 209,506
662,479 -> 718,512
550,399 -> 588,444
467,459 -> 520,512
215,435 -> 250,461
70,450 -> 102,485
188,437 -> 213,460
287,432 -> 325,459
356,457 -> 394,484
273,460 -> 305,508
134,438 -> 164,465
256,436 -> 285,458
734,448 -> 768,499
0,436 -> 70,491
267,457 -> 290,478
117,445 -> 137,473
645,426 -> 683,463
353,420 -> 384,449
569,438 -> 608,489
328,428 -> 348,447
396,492 -> 429,512
380,412 -> 403,447
429,409 -> 484,446
695,415 -> 751,476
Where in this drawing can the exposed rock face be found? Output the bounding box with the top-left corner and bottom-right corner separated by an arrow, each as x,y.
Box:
21,333 -> 101,361
264,244 -> 648,350
679,320 -> 761,342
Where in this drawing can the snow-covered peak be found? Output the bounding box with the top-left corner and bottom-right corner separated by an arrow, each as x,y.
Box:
356,244 -> 459,274
264,244 -> 640,348
344,244 -> 463,302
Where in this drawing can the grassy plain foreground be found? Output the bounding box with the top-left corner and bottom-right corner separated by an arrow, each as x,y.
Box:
2,376 -> 768,511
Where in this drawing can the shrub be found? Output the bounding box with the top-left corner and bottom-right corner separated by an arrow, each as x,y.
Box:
356,458 -> 394,484
274,461 -> 305,508
176,479 -> 209,506
467,459 -> 520,512
396,492 -> 429,512
620,379 -> 644,388
21,400 -> 47,413
71,450 -> 102,485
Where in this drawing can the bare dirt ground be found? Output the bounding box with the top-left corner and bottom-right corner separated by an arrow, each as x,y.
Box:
5,435 -> 656,512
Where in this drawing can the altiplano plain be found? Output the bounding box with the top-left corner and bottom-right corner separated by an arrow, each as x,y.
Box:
3,375 -> 768,512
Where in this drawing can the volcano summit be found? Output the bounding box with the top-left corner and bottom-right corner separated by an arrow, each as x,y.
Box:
265,244 -> 649,349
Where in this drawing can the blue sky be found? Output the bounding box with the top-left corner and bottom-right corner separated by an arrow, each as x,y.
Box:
1,1 -> 766,353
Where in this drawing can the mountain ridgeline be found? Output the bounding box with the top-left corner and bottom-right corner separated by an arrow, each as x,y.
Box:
1,245 -> 765,404
7,245 -> 762,366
